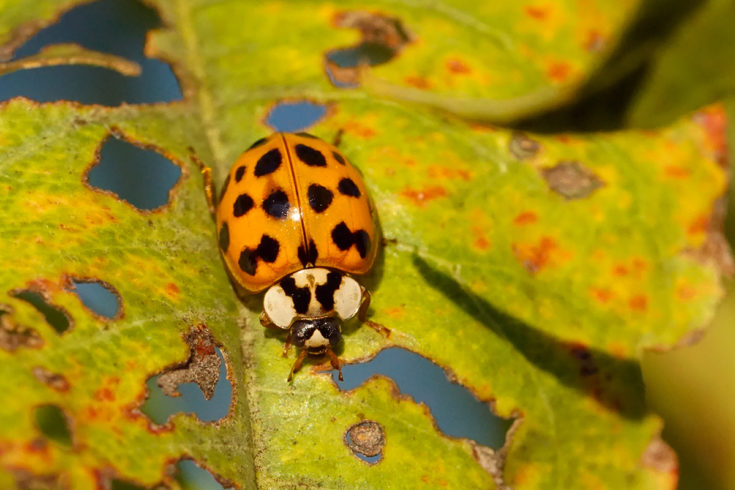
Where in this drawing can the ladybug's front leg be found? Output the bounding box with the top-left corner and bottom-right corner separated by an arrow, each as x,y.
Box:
358,287 -> 391,337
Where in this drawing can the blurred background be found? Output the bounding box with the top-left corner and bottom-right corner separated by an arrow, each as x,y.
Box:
4,0 -> 734,488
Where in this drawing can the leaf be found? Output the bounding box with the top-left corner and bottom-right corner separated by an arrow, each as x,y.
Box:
0,1 -> 730,489
627,0 -> 735,127
0,43 -> 141,76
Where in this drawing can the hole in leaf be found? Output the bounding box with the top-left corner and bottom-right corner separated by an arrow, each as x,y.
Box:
336,347 -> 512,449
86,136 -> 181,211
325,11 -> 413,88
0,0 -> 181,105
11,290 -> 71,334
177,460 -> 233,490
141,327 -> 232,424
68,278 -> 121,319
265,100 -> 327,132
34,404 -> 72,447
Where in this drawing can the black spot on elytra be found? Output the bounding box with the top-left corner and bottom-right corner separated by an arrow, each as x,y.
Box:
315,271 -> 343,311
235,165 -> 246,183
331,222 -> 370,259
218,174 -> 230,205
332,151 -> 346,165
296,144 -> 326,167
254,148 -> 282,176
219,222 -> 229,252
308,184 -> 334,213
338,178 -> 361,197
296,132 -> 318,139
238,235 -> 280,275
263,189 -> 290,219
280,276 -> 311,314
298,239 -> 319,267
233,193 -> 254,217
257,235 -> 280,263
248,137 -> 267,150
238,249 -> 257,275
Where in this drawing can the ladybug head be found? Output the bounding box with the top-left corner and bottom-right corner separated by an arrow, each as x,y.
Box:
290,316 -> 342,356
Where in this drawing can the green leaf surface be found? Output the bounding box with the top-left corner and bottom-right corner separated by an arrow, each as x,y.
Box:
0,1 -> 730,489
627,0 -> 735,127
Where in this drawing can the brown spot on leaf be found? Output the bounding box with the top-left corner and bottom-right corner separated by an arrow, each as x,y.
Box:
513,211 -> 537,226
509,132 -> 541,160
400,185 -> 448,207
32,367 -> 70,392
688,214 -> 709,236
590,288 -> 613,303
568,344 -> 599,376
9,468 -> 60,489
541,161 -> 603,199
158,325 -> 221,400
384,306 -> 405,318
628,295 -> 648,312
165,282 -> 180,299
345,420 -> 385,461
513,236 -> 557,274
683,198 -> 734,275
472,226 -> 491,251
641,436 -> 678,475
584,30 -> 605,52
0,304 -> 43,351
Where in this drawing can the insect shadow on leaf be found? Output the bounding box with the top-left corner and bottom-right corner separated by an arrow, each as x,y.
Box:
412,255 -> 647,420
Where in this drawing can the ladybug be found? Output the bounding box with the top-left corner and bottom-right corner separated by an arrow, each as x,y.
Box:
198,132 -> 387,381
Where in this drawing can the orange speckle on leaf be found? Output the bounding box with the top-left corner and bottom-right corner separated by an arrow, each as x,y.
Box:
688,214 -> 709,235
694,105 -> 728,166
664,165 -> 690,179
547,61 -> 571,82
165,282 -> 180,298
384,306 -> 405,318
613,265 -> 628,276
524,5 -> 549,20
513,236 -> 557,274
473,226 -> 491,251
591,288 -> 613,303
427,165 -> 472,181
629,295 -> 648,312
404,75 -> 431,89
677,285 -> 697,300
94,387 -> 115,402
513,211 -> 538,226
400,185 -> 448,206
342,121 -> 376,139
584,30 -> 605,52
446,58 -> 470,74
632,258 -> 647,274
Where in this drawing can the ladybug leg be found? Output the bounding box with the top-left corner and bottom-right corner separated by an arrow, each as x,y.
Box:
189,149 -> 216,217
325,346 -> 343,381
259,311 -> 275,328
358,287 -> 391,337
331,128 -> 344,147
282,333 -> 292,358
287,348 -> 308,382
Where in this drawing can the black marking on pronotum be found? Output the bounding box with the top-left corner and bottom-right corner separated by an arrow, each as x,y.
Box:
219,222 -> 230,252
280,276 -> 311,314
218,174 -> 230,205
315,271 -> 343,311
235,165 -> 246,183
332,151 -> 346,165
263,189 -> 290,219
233,193 -> 254,217
254,148 -> 282,176
248,137 -> 267,150
338,178 -> 361,197
296,144 -> 327,167
238,235 -> 280,275
308,184 -> 334,213
331,222 -> 370,258
296,132 -> 318,139
298,239 -> 318,267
